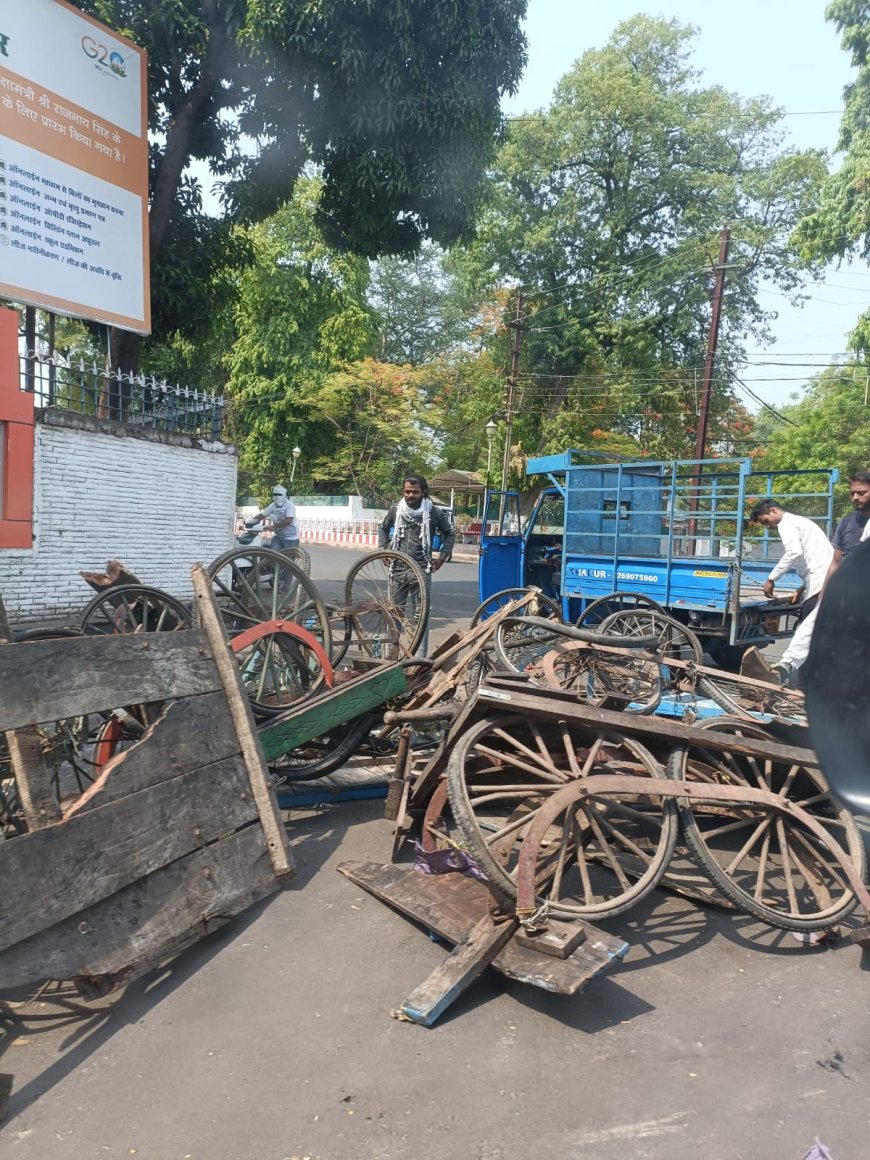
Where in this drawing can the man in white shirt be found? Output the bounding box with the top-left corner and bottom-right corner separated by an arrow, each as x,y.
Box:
745,500 -> 834,683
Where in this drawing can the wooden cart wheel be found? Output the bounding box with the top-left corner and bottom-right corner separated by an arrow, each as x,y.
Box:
446,713 -> 678,919
81,584 -> 191,635
471,587 -> 563,627
668,719 -> 865,931
207,546 -> 331,656
537,641 -> 662,715
230,621 -> 332,717
343,550 -> 429,660
697,670 -> 808,727
576,591 -> 665,628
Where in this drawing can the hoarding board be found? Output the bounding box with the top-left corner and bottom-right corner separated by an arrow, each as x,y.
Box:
0,0 -> 150,333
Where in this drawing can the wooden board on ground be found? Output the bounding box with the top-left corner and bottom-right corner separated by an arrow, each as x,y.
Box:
338,860 -> 629,996
0,565 -> 292,995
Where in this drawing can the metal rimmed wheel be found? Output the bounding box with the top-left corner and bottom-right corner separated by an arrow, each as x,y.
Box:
668,719 -> 865,931
81,584 -> 191,635
537,642 -> 662,715
343,550 -> 429,660
697,670 -> 808,726
446,713 -> 678,920
471,587 -> 563,627
230,621 -> 333,717
576,591 -> 665,628
207,546 -> 331,656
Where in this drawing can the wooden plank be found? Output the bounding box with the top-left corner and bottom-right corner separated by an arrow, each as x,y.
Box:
474,685 -> 821,768
0,756 -> 258,953
0,630 -> 222,731
191,565 -> 293,877
66,692 -> 240,817
6,727 -> 62,829
258,662 -> 407,760
395,913 -> 519,1026
0,823 -> 287,991
338,861 -> 629,994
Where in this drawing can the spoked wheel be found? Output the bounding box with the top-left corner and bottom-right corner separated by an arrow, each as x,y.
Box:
207,547 -> 331,656
284,546 -> 312,575
230,622 -> 332,717
268,713 -> 377,783
81,584 -> 191,635
698,670 -> 808,726
344,550 -> 429,660
537,642 -> 662,714
492,616 -> 579,673
471,587 -> 563,627
669,719 -> 865,931
598,608 -> 703,695
446,713 -> 678,919
576,591 -> 665,628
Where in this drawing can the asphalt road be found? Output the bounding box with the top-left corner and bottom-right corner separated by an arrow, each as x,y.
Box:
2,545 -> 866,1160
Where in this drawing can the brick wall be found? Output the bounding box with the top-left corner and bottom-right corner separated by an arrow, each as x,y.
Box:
0,409 -> 237,626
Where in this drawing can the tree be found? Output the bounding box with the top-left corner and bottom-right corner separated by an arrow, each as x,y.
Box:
794,1 -> 870,352
758,362 -> 870,512
456,16 -> 827,465
223,181 -> 378,497
73,0 -> 527,372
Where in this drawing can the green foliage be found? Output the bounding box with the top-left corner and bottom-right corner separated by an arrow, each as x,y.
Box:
74,0 -> 527,357
303,359 -> 437,502
458,16 -> 826,461
758,361 -> 870,513
794,1 -> 870,353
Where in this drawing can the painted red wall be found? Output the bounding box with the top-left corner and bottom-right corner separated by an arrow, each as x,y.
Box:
0,307 -> 34,548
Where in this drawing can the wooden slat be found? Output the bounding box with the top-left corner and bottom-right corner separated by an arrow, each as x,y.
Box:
258,663 -> 407,760
66,692 -> 240,817
0,630 -> 222,730
0,823 -> 288,991
6,727 -> 62,829
338,861 -> 629,993
396,913 -> 519,1026
0,756 -> 258,953
191,565 -> 293,877
474,685 -> 821,768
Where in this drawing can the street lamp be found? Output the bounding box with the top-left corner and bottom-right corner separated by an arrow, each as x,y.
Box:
484,418 -> 498,478
290,445 -> 301,486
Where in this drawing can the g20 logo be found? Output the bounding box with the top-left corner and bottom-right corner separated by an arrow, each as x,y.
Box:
81,35 -> 127,77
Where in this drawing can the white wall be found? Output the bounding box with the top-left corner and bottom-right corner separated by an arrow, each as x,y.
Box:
0,410 -> 237,626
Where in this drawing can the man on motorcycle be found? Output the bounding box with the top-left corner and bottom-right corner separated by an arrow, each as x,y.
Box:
246,485 -> 300,551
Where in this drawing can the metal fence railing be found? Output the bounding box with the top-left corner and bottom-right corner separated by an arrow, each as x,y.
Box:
20,351 -> 225,440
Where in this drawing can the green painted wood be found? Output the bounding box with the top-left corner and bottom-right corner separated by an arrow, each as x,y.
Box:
258,663 -> 407,760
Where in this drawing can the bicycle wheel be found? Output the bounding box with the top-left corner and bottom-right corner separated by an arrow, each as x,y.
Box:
446,712 -> 678,920
81,584 -> 191,635
669,719 -> 865,931
471,587 -> 563,627
207,547 -> 331,655
344,550 -> 429,660
576,591 -> 665,628
285,546 -> 312,576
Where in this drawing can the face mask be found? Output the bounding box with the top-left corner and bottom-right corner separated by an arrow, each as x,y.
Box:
272,487 -> 288,505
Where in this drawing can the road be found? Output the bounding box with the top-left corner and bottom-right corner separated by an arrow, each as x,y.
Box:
2,545 -> 866,1160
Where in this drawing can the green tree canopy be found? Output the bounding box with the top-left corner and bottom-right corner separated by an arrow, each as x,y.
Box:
455,16 -> 826,471
74,0 -> 527,369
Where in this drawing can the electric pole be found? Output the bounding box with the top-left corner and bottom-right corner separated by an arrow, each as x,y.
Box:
500,293 -> 525,493
693,227 -> 731,463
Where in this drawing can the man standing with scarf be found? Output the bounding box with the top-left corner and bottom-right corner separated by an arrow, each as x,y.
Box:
379,474 -> 455,656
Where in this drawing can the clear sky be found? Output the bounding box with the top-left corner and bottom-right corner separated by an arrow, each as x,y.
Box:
502,1 -> 865,408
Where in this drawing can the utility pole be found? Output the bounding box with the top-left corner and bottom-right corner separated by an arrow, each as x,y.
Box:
500,292 -> 525,493
693,227 -> 731,463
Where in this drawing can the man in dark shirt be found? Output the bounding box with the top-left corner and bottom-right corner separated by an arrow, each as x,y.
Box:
379,474 -> 455,656
824,471 -> 870,590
